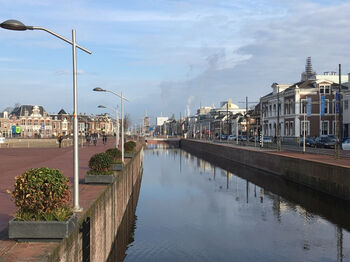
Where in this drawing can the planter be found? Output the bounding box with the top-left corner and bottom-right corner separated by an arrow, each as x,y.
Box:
85,174 -> 115,184
124,152 -> 135,158
111,163 -> 123,171
9,214 -> 77,240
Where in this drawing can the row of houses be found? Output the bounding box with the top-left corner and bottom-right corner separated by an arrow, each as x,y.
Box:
159,58 -> 350,140
0,105 -> 115,138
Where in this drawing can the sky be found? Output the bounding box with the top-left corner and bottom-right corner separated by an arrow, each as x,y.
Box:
1,0 -> 350,125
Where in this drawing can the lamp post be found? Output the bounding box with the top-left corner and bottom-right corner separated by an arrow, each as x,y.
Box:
0,19 -> 92,212
97,105 -> 119,149
93,88 -> 129,163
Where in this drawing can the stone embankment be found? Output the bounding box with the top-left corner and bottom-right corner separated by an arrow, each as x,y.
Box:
181,139 -> 350,202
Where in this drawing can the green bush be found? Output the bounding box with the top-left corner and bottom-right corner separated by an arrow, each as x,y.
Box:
105,148 -> 122,161
88,152 -> 113,175
8,167 -> 72,221
124,141 -> 136,152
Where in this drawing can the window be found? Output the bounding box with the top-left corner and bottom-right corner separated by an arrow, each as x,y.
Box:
332,99 -> 336,114
300,120 -> 310,136
28,120 -> 32,125
269,105 -> 272,116
278,103 -> 281,116
22,120 -> 25,125
344,100 -> 349,110
320,85 -> 324,94
290,121 -> 294,136
300,99 -> 307,114
324,99 -> 329,114
332,121 -> 336,135
320,85 -> 330,94
46,121 -> 50,126
273,104 -> 276,116
34,120 -> 38,125
285,122 -> 289,136
53,123 -> 56,129
321,121 -> 329,135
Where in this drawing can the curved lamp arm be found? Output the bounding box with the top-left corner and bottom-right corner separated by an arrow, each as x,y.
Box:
31,27 -> 92,54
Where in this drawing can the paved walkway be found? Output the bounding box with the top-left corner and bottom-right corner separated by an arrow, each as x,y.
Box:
212,140 -> 350,168
269,150 -> 350,168
0,139 -> 124,261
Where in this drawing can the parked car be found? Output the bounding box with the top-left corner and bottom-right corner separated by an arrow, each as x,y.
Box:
259,137 -> 273,143
299,137 -> 315,147
238,135 -> 247,141
342,138 -> 350,150
220,134 -> 228,140
315,136 -> 336,149
249,136 -> 257,142
228,135 -> 236,141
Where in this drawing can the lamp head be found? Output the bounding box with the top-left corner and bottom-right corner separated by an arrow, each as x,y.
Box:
0,19 -> 31,31
93,87 -> 106,92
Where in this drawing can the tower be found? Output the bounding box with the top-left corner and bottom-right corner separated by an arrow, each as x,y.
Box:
301,57 -> 316,81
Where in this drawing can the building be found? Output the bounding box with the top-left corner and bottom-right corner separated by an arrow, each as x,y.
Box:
10,105 -> 52,138
343,90 -> 350,138
0,105 -> 114,138
156,116 -> 168,126
260,58 -> 349,139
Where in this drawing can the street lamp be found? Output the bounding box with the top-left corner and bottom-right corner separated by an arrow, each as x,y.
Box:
93,87 -> 129,163
1,19 -> 92,212
97,105 -> 119,149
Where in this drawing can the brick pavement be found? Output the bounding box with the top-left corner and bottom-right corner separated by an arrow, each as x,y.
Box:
214,140 -> 350,168
0,138 -> 123,261
268,150 -> 350,168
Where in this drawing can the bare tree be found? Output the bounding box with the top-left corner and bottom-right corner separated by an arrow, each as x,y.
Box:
123,113 -> 131,131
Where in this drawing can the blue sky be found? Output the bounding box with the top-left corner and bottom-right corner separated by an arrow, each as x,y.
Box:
1,0 -> 350,124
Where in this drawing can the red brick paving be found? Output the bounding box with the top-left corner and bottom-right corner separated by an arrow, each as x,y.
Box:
0,139 -> 126,261
268,150 -> 350,168
217,141 -> 350,168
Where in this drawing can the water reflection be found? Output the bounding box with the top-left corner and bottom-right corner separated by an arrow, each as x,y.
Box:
107,173 -> 142,262
123,145 -> 350,262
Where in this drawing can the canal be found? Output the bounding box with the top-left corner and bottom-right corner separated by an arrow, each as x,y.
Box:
114,145 -> 350,262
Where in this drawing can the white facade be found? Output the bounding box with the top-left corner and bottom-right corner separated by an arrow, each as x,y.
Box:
156,117 -> 169,126
343,90 -> 350,137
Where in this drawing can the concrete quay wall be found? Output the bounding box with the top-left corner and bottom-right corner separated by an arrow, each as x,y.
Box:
49,148 -> 143,262
181,139 -> 350,202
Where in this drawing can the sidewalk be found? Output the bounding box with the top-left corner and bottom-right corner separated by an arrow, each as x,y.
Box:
0,139 -> 123,261
268,150 -> 350,168
201,139 -> 350,168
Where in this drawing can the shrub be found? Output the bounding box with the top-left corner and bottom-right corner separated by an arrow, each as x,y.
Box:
105,148 -> 122,161
124,141 -> 136,152
8,167 -> 72,221
88,152 -> 113,175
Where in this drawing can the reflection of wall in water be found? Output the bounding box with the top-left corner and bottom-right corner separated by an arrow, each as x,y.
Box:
107,172 -> 143,262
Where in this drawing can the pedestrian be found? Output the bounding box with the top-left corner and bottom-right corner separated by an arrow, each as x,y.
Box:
102,133 -> 107,145
57,133 -> 63,148
93,133 -> 97,146
86,133 -> 91,146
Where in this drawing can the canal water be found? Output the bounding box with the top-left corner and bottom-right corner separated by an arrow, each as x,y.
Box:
117,145 -> 350,262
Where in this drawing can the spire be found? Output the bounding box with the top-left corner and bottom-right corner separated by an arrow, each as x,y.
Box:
301,57 -> 316,81
305,57 -> 313,76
